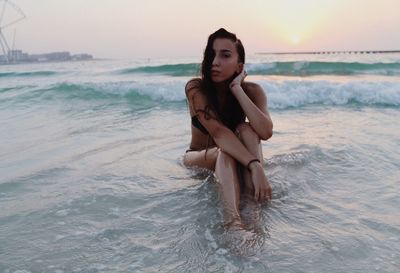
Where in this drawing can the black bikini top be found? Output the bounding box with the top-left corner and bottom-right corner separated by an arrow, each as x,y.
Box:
191,116 -> 208,135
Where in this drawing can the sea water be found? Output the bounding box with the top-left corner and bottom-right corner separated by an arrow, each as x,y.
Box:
0,53 -> 399,272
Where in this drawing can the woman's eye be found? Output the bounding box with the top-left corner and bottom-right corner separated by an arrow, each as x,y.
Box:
222,54 -> 231,58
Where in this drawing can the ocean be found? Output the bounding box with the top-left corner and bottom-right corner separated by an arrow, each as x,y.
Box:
0,53 -> 399,272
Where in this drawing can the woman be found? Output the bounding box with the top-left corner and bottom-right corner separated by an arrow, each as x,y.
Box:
184,28 -> 273,228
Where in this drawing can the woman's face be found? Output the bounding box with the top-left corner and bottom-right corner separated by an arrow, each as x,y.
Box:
210,38 -> 242,83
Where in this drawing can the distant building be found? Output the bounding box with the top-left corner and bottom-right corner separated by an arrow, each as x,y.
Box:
72,53 -> 93,61
28,51 -> 71,62
8,50 -> 24,61
0,50 -> 93,64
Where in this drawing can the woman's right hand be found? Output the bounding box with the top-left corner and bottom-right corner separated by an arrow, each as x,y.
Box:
249,161 -> 272,202
229,68 -> 247,90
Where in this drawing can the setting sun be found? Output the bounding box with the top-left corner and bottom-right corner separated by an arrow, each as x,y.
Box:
291,35 -> 301,44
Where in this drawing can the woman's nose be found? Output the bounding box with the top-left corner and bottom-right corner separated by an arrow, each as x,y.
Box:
212,56 -> 219,66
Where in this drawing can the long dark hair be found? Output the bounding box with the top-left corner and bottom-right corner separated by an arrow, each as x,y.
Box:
200,28 -> 245,131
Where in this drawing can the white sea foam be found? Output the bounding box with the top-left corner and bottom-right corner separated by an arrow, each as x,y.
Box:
53,78 -> 400,109
131,78 -> 400,108
258,79 -> 400,109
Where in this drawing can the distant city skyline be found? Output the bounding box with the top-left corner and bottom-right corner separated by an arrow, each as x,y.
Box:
2,0 -> 400,59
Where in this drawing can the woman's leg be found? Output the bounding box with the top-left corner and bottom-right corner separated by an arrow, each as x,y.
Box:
235,122 -> 265,230
184,147 -> 242,226
236,122 -> 264,196
214,150 -> 242,226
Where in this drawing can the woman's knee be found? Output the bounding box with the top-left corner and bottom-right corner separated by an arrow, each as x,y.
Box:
235,122 -> 259,142
183,147 -> 219,170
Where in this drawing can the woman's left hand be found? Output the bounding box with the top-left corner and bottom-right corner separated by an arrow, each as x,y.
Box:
229,68 -> 247,90
249,161 -> 272,202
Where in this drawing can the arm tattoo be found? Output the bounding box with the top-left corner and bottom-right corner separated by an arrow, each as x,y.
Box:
191,93 -> 219,121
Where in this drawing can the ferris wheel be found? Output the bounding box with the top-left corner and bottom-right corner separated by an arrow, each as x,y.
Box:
0,0 -> 25,62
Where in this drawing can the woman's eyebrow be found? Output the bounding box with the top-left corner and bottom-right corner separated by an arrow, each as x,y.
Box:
213,48 -> 233,54
217,49 -> 232,53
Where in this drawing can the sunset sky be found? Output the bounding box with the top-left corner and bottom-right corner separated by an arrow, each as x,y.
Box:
2,0 -> 400,58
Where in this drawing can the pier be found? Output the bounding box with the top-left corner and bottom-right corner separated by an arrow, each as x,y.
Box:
257,50 -> 400,55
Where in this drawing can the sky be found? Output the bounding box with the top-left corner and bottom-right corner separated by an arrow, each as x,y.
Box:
1,0 -> 400,59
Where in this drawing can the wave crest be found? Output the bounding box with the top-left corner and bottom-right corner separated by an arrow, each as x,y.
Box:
0,71 -> 58,78
114,61 -> 400,77
117,63 -> 200,76
261,79 -> 400,109
7,79 -> 400,110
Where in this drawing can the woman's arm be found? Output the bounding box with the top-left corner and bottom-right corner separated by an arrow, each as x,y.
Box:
230,70 -> 273,140
186,79 -> 272,202
185,80 -> 257,166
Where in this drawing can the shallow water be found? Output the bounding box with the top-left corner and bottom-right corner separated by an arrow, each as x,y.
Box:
1,55 -> 400,272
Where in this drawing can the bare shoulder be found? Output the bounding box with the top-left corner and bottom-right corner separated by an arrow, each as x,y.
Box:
185,77 -> 202,95
242,81 -> 267,101
185,78 -> 209,115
